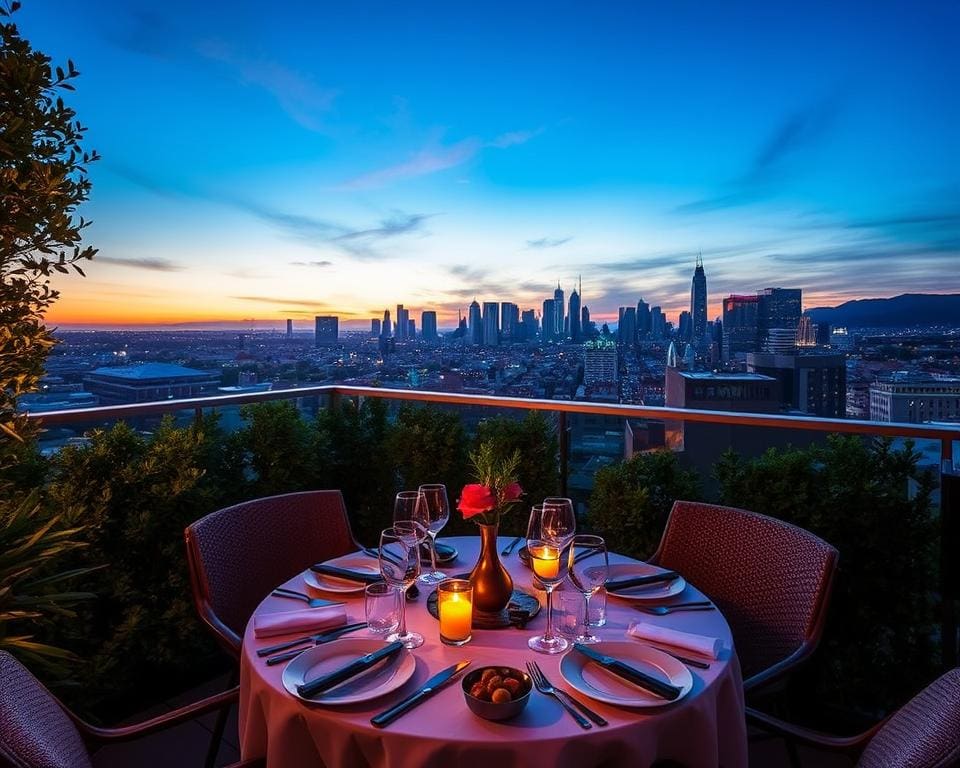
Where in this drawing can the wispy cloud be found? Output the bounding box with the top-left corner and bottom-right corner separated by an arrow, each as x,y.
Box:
677,97 -> 840,213
290,260 -> 334,268
490,128 -> 544,148
97,256 -> 183,272
526,236 -> 572,249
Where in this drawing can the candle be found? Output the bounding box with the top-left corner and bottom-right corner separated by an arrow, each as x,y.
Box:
438,579 -> 473,645
530,544 -> 560,580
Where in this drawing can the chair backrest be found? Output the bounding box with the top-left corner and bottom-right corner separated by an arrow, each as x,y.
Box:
858,669 -> 960,768
0,651 -> 92,768
651,500 -> 838,686
184,490 -> 357,655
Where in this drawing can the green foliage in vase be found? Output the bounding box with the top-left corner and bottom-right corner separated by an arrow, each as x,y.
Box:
0,0 -> 98,462
714,435 -> 937,717
587,449 -> 701,559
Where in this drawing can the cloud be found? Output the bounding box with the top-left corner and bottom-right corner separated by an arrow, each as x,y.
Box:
97,256 -> 183,271
332,213 -> 432,243
490,128 -> 543,149
526,236 -> 572,249
290,260 -> 334,268
676,97 -> 840,213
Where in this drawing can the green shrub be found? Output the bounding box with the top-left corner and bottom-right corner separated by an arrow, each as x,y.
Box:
229,400 -> 313,497
586,450 -> 701,559
714,435 -> 937,717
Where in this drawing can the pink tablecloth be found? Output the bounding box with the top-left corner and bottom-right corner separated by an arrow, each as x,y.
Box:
239,536 -> 747,768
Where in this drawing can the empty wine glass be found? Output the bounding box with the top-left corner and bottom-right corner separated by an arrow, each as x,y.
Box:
526,503 -> 576,654
542,497 -> 577,549
567,535 -> 609,644
393,491 -> 428,544
378,523 -> 423,649
416,484 -> 450,584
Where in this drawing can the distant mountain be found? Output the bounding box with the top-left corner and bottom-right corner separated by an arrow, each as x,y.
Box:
806,294 -> 960,328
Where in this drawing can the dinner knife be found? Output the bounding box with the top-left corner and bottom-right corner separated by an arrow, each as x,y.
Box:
573,643 -> 682,701
297,640 -> 404,698
605,570 -> 679,593
257,621 -> 368,659
370,660 -> 472,727
311,564 -> 383,585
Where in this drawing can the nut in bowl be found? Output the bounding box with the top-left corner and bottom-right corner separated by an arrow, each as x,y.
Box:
462,666 -> 532,721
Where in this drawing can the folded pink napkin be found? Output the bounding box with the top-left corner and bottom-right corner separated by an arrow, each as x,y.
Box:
254,605 -> 348,639
627,621 -> 722,659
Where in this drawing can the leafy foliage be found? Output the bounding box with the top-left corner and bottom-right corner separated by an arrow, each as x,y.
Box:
228,400 -> 313,497
587,450 -> 701,559
714,435 -> 937,716
0,0 -> 98,457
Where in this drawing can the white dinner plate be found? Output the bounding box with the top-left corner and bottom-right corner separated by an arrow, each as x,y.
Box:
559,641 -> 693,708
303,555 -> 380,595
605,563 -> 686,601
282,637 -> 415,705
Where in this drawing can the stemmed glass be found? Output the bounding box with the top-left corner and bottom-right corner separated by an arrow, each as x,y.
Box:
542,497 -> 577,549
526,502 -> 576,654
567,535 -> 609,645
416,484 -> 450,584
378,523 -> 423,649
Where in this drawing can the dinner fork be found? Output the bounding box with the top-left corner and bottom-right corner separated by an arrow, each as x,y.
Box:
632,602 -> 714,616
501,536 -> 523,555
271,588 -> 342,609
526,662 -> 600,729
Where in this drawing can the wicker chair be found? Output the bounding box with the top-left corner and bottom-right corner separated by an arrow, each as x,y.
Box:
747,668 -> 960,767
184,489 -> 358,657
0,651 -> 262,768
649,500 -> 838,692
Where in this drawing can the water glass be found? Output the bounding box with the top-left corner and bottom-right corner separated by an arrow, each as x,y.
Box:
379,523 -> 424,649
557,589 -> 586,637
587,586 -> 607,627
365,582 -> 400,634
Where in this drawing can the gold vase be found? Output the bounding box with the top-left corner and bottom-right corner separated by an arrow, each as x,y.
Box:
469,522 -> 514,614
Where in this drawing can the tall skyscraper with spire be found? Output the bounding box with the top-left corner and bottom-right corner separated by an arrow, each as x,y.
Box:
569,277 -> 581,342
690,252 -> 708,349
553,283 -> 565,340
468,300 -> 482,345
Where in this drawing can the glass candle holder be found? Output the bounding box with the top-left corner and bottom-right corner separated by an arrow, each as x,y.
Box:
437,579 -> 473,646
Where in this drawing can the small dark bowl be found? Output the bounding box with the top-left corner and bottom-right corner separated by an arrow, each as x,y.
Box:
462,666 -> 532,721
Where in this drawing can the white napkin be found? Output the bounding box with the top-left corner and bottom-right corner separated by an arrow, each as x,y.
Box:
254,605 -> 348,639
627,621 -> 722,659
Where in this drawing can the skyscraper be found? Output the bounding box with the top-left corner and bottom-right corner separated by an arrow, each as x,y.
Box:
678,311 -> 692,342
285,319 -> 293,339
758,288 -> 802,348
501,302 -> 519,340
468,301 -> 482,345
583,339 -> 618,386
482,302 -> 499,346
521,308 -> 537,340
407,318 -> 415,338
421,311 -> 438,342
314,315 -> 339,346
542,299 -> 555,341
382,309 -> 392,338
371,318 -> 381,336
690,253 -> 707,348
581,306 -> 591,336
796,315 -> 817,347
618,306 -> 637,346
569,280 -> 581,342
636,299 -> 651,338
650,306 -> 665,338
553,284 -> 565,340
395,304 -> 409,341
722,294 -> 759,361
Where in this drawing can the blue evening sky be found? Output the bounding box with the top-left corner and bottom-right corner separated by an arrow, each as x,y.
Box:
19,0 -> 960,327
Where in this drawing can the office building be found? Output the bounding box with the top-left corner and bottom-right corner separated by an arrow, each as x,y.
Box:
421,311 -> 438,342
553,284 -> 565,340
870,373 -> 960,423
521,309 -> 537,340
371,318 -> 381,337
650,306 -> 666,339
468,301 -> 482,345
758,287 -> 802,348
690,254 -> 708,347
84,363 -> 221,406
796,315 -> 817,347
501,302 -> 519,341
762,328 -> 798,354
581,306 -> 591,337
395,305 -> 409,341
315,315 -> 339,345
665,368 -> 780,413
382,309 -> 392,338
482,301 -> 499,346
722,294 -> 760,361
584,339 -> 618,386
636,299 -> 651,338
748,352 -> 846,417
678,311 -> 692,343
569,286 -> 582,342
285,319 -> 293,339
618,306 -> 637,346
407,318 -> 415,338
830,327 -> 854,350
542,299 -> 555,341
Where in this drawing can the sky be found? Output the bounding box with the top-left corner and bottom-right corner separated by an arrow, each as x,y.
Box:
18,0 -> 960,329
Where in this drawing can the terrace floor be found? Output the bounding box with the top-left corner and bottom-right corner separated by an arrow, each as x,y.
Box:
88,674 -> 853,768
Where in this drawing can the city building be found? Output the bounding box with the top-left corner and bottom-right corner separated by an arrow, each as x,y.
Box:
830,327 -> 854,350
521,309 -> 537,340
395,304 -> 409,341
650,306 -> 665,339
542,299 -> 555,341
468,300 -> 482,345
747,352 -> 847,418
481,302 -> 499,346
870,373 -> 960,423
500,302 -> 519,341
371,318 -> 381,336
796,315 -> 817,347
618,306 -> 636,347
665,368 -> 780,413
762,328 -> 798,354
583,339 -> 618,401
285,319 -> 293,339
553,284 -> 565,340
636,299 -> 651,338
758,287 -> 802,349
314,315 -> 339,346
381,309 -> 392,338
421,311 -> 438,342
690,253 -> 708,348
722,294 -> 760,361
407,318 -> 415,338
678,311 -> 692,342
84,363 -> 221,405
569,284 -> 581,342
581,306 -> 591,337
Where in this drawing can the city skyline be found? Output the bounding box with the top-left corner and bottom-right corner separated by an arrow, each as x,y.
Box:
19,1 -> 960,328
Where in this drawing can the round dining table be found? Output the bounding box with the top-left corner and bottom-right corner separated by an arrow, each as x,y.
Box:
239,536 -> 748,768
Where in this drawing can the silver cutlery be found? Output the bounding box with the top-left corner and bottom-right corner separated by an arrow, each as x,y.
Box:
501,535 -> 523,555
271,588 -> 343,609
298,641 -> 404,698
632,602 -> 715,616
526,661 -> 593,729
257,621 -> 368,660
371,660 -> 472,727
527,661 -> 608,726
638,644 -> 711,670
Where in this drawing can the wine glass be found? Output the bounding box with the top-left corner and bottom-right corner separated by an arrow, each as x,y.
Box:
416,484 -> 450,584
567,535 -> 609,644
393,491 -> 428,545
542,497 -> 577,549
378,523 -> 423,649
526,503 -> 576,654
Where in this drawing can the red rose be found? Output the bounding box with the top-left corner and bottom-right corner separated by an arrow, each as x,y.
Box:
502,482 -> 523,502
458,484 -> 496,519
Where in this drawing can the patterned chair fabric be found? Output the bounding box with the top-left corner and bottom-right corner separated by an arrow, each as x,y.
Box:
0,651 -> 92,768
858,669 -> 960,768
185,490 -> 357,654
650,500 -> 838,685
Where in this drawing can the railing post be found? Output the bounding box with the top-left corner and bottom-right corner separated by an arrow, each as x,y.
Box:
559,411 -> 569,497
329,388 -> 340,416
941,458 -> 959,668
